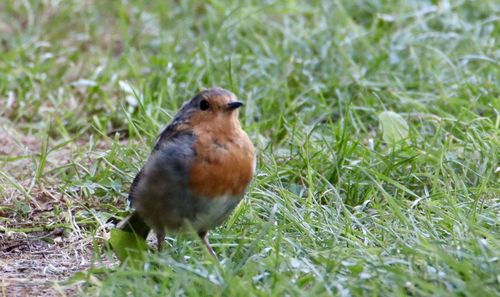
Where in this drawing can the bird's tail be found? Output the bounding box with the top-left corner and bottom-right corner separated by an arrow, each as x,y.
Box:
117,211 -> 151,240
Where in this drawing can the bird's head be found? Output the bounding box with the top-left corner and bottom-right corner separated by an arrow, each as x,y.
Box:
174,87 -> 244,129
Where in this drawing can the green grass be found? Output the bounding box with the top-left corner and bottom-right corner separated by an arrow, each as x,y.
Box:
1,0 -> 499,296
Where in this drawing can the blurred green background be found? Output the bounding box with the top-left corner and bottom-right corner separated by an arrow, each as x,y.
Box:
0,0 -> 498,296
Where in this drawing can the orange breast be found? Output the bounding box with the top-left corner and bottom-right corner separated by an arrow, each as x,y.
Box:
188,128 -> 255,198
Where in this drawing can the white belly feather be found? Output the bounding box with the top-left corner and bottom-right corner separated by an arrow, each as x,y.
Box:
190,195 -> 242,231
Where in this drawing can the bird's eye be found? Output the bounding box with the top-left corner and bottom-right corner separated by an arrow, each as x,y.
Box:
200,99 -> 210,111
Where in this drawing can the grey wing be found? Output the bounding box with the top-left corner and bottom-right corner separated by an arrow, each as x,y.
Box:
144,131 -> 196,185
128,119 -> 191,205
129,131 -> 196,220
128,168 -> 143,205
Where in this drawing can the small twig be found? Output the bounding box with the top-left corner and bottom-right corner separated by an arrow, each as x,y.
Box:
0,224 -> 68,234
1,241 -> 28,252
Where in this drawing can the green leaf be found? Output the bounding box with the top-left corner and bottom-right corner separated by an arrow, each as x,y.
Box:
378,111 -> 409,144
109,229 -> 149,264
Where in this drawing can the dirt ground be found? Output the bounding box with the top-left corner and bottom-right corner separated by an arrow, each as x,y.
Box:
1,231 -> 91,296
0,125 -> 118,296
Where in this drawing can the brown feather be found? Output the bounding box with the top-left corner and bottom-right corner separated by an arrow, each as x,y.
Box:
189,116 -> 255,198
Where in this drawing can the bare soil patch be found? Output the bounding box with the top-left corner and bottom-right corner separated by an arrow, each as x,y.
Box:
0,125 -> 119,296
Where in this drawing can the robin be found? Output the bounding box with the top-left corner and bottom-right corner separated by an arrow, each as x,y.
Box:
118,87 -> 255,257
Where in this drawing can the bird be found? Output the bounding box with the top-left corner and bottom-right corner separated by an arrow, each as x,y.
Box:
117,87 -> 255,257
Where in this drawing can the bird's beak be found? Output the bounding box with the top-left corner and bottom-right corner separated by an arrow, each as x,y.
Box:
226,101 -> 244,111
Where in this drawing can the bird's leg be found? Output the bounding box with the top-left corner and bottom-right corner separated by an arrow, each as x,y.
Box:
156,229 -> 165,252
198,230 -> 217,258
